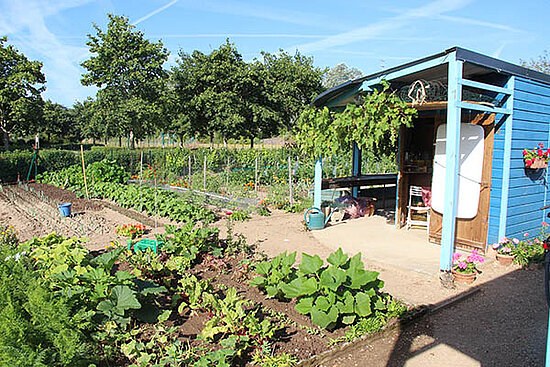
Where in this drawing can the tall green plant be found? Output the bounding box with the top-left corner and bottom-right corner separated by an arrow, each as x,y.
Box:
294,81 -> 417,158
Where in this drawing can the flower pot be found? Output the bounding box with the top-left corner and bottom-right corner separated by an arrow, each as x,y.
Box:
452,270 -> 476,284
526,157 -> 548,169
496,253 -> 515,266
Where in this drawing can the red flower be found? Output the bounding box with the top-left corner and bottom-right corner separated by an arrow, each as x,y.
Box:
544,241 -> 550,250
523,149 -> 528,155
538,149 -> 544,157
526,159 -> 533,166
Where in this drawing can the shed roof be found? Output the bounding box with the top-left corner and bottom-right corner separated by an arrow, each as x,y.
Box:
313,46 -> 550,107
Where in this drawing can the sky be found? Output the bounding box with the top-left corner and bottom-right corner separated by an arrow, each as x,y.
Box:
0,0 -> 547,107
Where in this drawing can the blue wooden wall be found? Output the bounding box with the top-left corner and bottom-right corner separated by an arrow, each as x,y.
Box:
488,76 -> 550,245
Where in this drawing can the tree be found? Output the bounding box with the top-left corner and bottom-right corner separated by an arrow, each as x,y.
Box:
322,63 -> 363,89
169,42 -> 326,147
521,50 -> 550,74
0,37 -> 45,151
81,14 -> 169,148
262,50 -> 326,131
40,100 -> 79,143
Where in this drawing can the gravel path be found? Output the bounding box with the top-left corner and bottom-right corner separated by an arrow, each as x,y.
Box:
318,267 -> 548,367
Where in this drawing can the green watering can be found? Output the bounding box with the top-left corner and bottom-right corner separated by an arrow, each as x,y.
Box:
304,207 -> 333,230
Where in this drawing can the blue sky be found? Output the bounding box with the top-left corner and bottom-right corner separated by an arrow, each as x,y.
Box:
0,0 -> 547,107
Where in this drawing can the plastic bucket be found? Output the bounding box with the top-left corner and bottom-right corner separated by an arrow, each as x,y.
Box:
58,203 -> 72,217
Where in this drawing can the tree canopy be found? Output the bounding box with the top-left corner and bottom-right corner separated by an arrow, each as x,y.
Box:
322,63 -> 363,89
81,14 -> 169,147
168,41 -> 325,147
0,37 -> 45,151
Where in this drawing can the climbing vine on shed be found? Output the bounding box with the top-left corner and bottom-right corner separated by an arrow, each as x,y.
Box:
294,80 -> 417,158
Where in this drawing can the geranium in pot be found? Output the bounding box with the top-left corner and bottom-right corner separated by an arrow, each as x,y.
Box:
452,250 -> 484,284
492,237 -> 517,266
523,143 -> 550,169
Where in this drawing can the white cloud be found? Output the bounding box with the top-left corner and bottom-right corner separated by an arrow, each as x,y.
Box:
133,0 -> 180,25
289,0 -> 476,54
0,0 -> 94,106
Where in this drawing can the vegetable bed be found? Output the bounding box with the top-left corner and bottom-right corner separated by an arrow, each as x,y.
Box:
0,216 -> 410,366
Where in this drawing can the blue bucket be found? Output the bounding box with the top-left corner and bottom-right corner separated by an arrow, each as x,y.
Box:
58,203 -> 72,217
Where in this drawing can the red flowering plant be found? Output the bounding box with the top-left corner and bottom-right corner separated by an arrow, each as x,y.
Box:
116,223 -> 146,239
452,250 -> 484,274
523,143 -> 550,168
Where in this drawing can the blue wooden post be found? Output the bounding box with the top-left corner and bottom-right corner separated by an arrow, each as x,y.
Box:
314,157 -> 322,209
352,143 -> 361,197
440,55 -> 463,273
498,76 -> 515,240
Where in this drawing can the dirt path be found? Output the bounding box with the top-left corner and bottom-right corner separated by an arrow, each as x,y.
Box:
317,266 -> 547,367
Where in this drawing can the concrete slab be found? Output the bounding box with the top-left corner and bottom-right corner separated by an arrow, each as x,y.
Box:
310,215 -> 443,276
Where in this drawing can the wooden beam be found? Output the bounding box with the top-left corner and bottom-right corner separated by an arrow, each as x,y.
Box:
362,53 -> 451,89
458,101 -> 511,115
459,78 -> 513,95
440,55 -> 463,272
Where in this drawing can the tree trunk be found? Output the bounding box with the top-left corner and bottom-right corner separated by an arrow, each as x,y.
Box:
118,136 -> 122,147
179,134 -> 185,148
3,131 -> 9,151
210,134 -> 214,149
130,131 -> 135,150
250,137 -> 254,149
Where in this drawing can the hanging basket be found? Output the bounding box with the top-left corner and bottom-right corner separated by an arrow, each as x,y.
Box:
525,157 -> 548,169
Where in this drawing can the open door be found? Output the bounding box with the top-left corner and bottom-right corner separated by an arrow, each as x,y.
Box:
429,113 -> 495,251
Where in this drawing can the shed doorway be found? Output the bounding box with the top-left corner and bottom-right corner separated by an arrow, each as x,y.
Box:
396,107 -> 495,252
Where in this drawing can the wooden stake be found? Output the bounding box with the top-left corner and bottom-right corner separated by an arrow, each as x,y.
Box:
203,155 -> 207,191
288,156 -> 293,205
154,175 -> 158,229
80,145 -> 89,200
254,157 -> 258,193
188,155 -> 192,188
226,157 -> 230,186
140,151 -> 143,212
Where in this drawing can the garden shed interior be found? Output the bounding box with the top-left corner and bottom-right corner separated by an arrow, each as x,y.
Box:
312,46 -> 550,273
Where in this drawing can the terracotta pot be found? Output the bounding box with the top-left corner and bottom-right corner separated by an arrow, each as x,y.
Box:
526,157 -> 548,169
452,270 -> 476,284
496,253 -> 515,266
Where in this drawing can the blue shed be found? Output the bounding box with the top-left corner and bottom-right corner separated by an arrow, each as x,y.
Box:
312,46 -> 550,274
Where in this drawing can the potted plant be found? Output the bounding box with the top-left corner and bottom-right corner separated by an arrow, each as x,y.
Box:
452,250 -> 484,284
523,143 -> 550,169
491,237 -> 517,265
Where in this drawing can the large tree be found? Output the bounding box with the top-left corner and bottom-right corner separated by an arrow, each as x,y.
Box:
322,63 -> 363,89
81,14 -> 169,148
40,100 -> 80,143
0,37 -> 45,151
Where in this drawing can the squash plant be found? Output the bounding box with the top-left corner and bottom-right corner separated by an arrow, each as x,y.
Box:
249,251 -> 297,299
252,248 -> 387,329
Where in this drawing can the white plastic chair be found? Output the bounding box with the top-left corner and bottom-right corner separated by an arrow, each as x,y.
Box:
406,185 -> 430,232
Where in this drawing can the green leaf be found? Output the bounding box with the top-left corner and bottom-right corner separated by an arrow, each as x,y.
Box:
319,269 -> 337,291
338,291 -> 355,314
255,261 -> 271,275
249,276 -> 266,288
342,314 -> 356,324
112,285 -> 141,311
295,297 -> 314,315
281,277 -> 318,298
266,285 -> 278,298
355,292 -> 372,317
327,248 -> 348,267
374,297 -> 386,310
299,253 -> 323,275
282,251 -> 297,268
311,305 -> 339,329
315,296 -> 331,311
